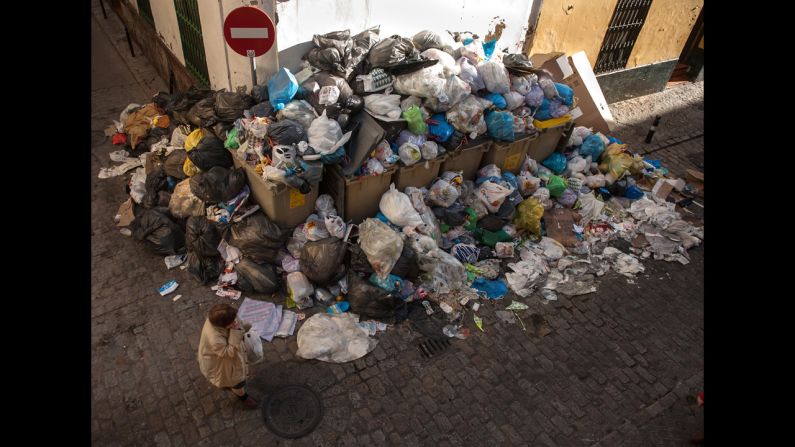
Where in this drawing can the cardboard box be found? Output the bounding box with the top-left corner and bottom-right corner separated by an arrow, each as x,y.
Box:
440,139 -> 491,180
530,51 -> 616,134
321,164 -> 396,225
231,153 -> 319,228
393,155 -> 446,191
544,208 -> 580,248
481,134 -> 533,174
652,179 -> 674,200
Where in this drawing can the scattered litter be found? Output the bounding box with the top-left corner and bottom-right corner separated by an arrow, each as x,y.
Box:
158,280 -> 179,296
473,314 -> 484,332
172,294 -> 182,302
164,254 -> 187,269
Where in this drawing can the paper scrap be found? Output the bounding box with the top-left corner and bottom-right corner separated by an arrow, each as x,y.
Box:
237,298 -> 283,342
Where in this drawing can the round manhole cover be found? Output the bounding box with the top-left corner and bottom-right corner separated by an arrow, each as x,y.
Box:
261,384 -> 323,439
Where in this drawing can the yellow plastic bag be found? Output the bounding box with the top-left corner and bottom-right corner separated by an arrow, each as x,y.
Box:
604,143 -> 627,157
599,152 -> 633,179
514,197 -> 545,236
629,154 -> 645,175
182,129 -> 205,177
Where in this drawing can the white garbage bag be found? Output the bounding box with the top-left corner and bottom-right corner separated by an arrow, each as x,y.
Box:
295,313 -> 378,363
379,184 -> 425,228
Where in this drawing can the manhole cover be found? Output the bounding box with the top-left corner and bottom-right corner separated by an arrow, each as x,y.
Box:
261,384 -> 323,439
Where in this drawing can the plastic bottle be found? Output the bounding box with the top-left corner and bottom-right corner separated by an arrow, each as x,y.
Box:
326,301 -> 350,314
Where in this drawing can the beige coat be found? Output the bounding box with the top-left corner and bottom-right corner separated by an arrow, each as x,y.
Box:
197,318 -> 249,388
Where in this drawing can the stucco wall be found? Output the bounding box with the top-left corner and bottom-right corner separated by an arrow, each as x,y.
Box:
150,0 -> 185,64
627,0 -> 703,68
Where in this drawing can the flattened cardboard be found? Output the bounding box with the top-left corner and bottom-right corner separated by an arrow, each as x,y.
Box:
544,208 -> 579,247
116,198 -> 135,227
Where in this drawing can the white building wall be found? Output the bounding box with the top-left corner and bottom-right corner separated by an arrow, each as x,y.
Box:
150,0 -> 185,64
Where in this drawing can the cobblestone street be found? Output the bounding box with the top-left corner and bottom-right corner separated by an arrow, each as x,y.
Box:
91,4 -> 704,446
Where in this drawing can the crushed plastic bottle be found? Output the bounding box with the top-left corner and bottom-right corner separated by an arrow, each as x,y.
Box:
422,300 -> 434,315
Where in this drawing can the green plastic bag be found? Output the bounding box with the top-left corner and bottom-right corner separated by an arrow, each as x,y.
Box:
463,207 -> 478,231
474,228 -> 513,247
224,127 -> 240,149
547,175 -> 567,198
402,105 -> 427,136
514,197 -> 544,236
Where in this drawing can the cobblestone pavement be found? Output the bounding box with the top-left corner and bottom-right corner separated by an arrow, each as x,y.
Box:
92,5 -> 704,445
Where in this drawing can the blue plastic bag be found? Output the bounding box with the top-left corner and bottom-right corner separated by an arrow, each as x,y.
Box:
320,147 -> 346,165
475,175 -> 502,186
428,113 -> 454,142
268,68 -> 299,111
482,39 -> 497,60
486,110 -> 515,141
369,273 -> 403,293
579,134 -> 605,160
484,92 -> 507,109
644,158 -> 662,169
502,172 -> 518,190
541,151 -> 566,174
608,136 -> 624,145
471,278 -> 508,299
555,83 -> 574,106
624,185 -> 644,200
534,98 -> 552,121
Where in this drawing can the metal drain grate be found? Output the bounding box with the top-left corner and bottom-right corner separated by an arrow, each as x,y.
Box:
261,385 -> 323,439
417,337 -> 452,358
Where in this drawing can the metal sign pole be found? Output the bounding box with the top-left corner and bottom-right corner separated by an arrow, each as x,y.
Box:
247,50 -> 257,87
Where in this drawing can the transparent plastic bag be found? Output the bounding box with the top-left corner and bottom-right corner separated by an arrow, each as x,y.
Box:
392,64 -> 447,99
522,156 -> 539,174
398,143 -> 422,166
365,158 -> 386,175
396,129 -> 426,148
518,172 -> 541,196
478,164 -> 502,179
557,188 -> 578,207
525,84 -> 544,108
304,214 -> 331,241
477,180 -> 514,213
307,110 -> 343,154
421,141 -> 438,160
477,61 -> 511,94
315,194 -> 337,217
577,192 -> 605,225
446,95 -> 488,135
379,184 -> 425,228
416,248 -> 466,293
584,174 -> 606,188
363,93 -> 402,119
456,57 -> 485,91
512,114 -> 526,134
421,49 -> 459,77
287,271 -> 314,301
325,215 -> 346,239
567,156 -> 588,175
503,91 -> 526,111
373,140 -> 399,167
510,75 -> 532,95
569,126 -> 593,148
424,75 -> 471,113
428,179 -> 460,207
295,313 -> 377,363
359,217 -> 404,279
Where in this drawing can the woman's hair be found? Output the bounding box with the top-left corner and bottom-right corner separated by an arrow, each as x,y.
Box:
208,303 -> 238,328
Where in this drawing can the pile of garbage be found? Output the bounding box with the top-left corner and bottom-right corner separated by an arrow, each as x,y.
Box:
101,25 -> 703,364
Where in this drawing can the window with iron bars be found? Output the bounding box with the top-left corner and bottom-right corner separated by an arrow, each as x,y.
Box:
174,0 -> 211,88
594,0 -> 654,74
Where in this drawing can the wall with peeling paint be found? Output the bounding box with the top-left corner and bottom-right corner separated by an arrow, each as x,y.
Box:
626,0 -> 703,68
149,0 -> 184,65
528,0 -> 619,64
529,0 -> 704,71
274,0 -> 536,71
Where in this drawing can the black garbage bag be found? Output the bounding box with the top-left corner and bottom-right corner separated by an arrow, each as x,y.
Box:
367,35 -> 419,68
138,127 -> 172,154
152,92 -> 171,110
608,178 -> 628,197
157,190 -> 172,207
348,244 -> 374,274
226,213 -> 290,264
390,244 -> 421,280
210,121 -> 234,141
267,119 -> 306,145
442,130 -> 465,152
187,134 -> 233,171
185,216 -> 221,257
164,149 -> 188,179
346,272 -> 402,320
300,237 -> 347,286
187,96 -> 218,128
307,27 -> 380,81
235,258 -> 279,294
214,92 -> 255,122
143,167 -> 168,209
189,166 -> 246,203
251,84 -> 269,103
131,209 -> 185,255
432,203 -> 468,227
477,215 -> 506,232
411,30 -> 455,53
247,102 -> 274,118
300,72 -> 354,113
494,197 -> 517,221
186,252 -> 222,284
405,300 -> 449,339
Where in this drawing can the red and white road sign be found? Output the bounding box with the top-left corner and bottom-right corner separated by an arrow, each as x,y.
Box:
223,6 -> 276,57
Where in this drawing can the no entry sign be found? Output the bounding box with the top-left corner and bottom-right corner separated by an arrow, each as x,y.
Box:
223,6 -> 276,57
